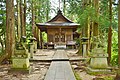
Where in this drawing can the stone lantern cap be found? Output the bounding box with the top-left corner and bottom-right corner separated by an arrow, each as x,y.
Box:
21,36 -> 27,42
81,37 -> 88,42
29,37 -> 36,42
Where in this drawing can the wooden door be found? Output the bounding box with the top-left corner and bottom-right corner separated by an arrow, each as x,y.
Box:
55,33 -> 59,42
61,33 -> 65,42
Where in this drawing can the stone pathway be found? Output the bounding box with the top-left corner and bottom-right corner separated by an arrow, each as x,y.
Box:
52,50 -> 69,61
44,50 -> 76,80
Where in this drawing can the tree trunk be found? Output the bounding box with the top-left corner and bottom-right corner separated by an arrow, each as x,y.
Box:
107,27 -> 112,65
20,0 -> 26,36
32,0 -> 35,36
46,0 -> 49,21
118,0 -> 120,69
77,0 -> 90,55
115,0 -> 120,79
24,0 -> 26,36
6,0 -> 15,58
35,1 -> 40,48
90,0 -> 99,49
17,0 -> 21,42
93,0 -> 99,37
107,0 -> 112,66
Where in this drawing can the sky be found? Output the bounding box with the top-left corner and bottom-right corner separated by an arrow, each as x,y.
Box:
13,0 -> 61,20
50,0 -> 62,18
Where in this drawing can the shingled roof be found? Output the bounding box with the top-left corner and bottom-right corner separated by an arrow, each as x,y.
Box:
36,9 -> 80,31
47,9 -> 73,23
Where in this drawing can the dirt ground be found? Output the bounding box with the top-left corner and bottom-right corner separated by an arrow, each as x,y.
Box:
0,49 -> 116,80
0,49 -> 53,80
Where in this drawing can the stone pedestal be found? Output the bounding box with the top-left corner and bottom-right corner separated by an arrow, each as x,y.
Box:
12,58 -> 29,69
11,49 -> 30,73
12,50 -> 30,68
29,43 -> 34,58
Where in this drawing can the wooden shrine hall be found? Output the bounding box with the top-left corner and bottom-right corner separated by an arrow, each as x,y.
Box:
36,10 -> 80,49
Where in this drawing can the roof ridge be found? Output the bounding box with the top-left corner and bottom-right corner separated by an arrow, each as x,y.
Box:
47,10 -> 73,23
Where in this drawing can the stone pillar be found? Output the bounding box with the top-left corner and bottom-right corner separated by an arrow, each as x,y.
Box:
34,40 -> 37,52
82,42 -> 87,57
29,43 -> 34,58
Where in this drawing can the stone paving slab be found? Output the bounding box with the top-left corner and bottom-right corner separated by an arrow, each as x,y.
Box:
52,50 -> 69,61
44,50 -> 76,80
44,61 -> 76,80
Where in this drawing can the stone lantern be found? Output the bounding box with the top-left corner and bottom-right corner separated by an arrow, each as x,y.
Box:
87,41 -> 110,74
90,48 -> 108,69
29,37 -> 36,58
11,37 -> 30,73
81,37 -> 88,57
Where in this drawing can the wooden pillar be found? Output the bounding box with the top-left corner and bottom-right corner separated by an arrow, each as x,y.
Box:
40,30 -> 42,49
59,28 -> 61,43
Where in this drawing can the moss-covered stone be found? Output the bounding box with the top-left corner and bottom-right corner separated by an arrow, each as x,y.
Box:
13,49 -> 29,58
12,58 -> 29,69
90,48 -> 108,69
86,67 -> 115,75
90,57 -> 108,69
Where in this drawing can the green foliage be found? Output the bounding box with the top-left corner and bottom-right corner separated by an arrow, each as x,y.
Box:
65,0 -> 111,32
42,32 -> 47,43
26,24 -> 32,38
111,31 -> 118,66
77,6 -> 96,28
0,0 -> 6,53
74,71 -> 82,80
103,76 -> 114,80
64,0 -> 118,67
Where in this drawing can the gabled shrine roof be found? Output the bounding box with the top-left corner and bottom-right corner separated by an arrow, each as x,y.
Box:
36,9 -> 80,31
47,9 -> 73,23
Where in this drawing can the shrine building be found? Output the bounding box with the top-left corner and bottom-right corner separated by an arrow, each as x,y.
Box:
36,10 -> 80,49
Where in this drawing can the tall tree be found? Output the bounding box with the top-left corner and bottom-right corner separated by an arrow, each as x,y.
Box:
115,0 -> 120,80
46,0 -> 49,21
20,0 -> 26,36
6,0 -> 15,58
24,0 -> 26,36
32,0 -> 35,36
93,0 -> 99,37
107,0 -> 112,65
17,0 -> 21,42
118,0 -> 120,73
